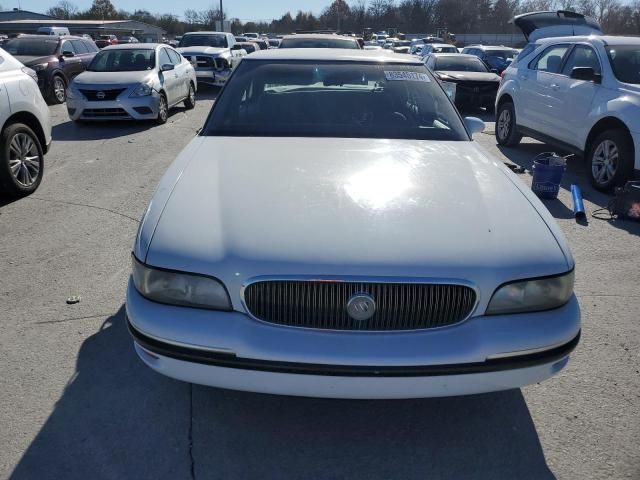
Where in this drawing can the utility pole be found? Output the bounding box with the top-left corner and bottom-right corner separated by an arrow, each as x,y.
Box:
219,0 -> 224,31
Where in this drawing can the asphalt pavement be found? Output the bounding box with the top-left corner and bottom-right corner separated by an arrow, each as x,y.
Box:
0,94 -> 638,480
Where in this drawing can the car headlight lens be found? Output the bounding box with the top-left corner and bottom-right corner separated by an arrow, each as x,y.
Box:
66,83 -> 80,99
130,83 -> 153,97
32,63 -> 48,71
486,270 -> 574,315
21,66 -> 38,83
131,256 -> 231,310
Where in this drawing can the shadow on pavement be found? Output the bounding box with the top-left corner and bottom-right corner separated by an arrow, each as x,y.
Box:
195,86 -> 219,101
10,307 -> 191,480
11,306 -> 555,480
192,386 -> 555,479
52,120 -> 156,142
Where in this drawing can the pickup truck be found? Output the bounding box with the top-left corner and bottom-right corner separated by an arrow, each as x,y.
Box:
177,32 -> 245,87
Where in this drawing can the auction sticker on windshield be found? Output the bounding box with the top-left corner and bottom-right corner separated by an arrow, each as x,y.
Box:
384,71 -> 431,82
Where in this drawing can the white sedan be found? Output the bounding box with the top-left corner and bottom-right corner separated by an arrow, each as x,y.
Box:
126,49 -> 580,399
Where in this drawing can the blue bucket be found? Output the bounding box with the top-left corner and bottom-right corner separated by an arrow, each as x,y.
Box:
531,153 -> 566,199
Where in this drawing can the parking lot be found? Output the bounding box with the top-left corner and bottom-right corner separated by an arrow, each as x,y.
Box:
0,88 -> 638,479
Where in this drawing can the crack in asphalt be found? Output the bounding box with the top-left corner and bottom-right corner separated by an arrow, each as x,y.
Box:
189,383 -> 196,480
33,313 -> 114,325
26,196 -> 140,223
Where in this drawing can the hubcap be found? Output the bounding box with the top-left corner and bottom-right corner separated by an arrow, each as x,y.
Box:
592,139 -> 618,185
497,109 -> 511,140
8,133 -> 40,187
159,97 -> 167,121
54,78 -> 65,102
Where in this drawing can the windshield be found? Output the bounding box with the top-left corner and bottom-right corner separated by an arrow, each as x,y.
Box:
3,38 -> 58,56
279,38 -> 359,49
433,46 -> 457,53
484,49 -> 514,60
204,61 -> 467,141
606,45 -> 640,84
179,34 -> 228,48
88,49 -> 155,72
436,57 -> 488,72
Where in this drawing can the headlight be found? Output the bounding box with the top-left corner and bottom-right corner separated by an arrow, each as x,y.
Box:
32,63 -> 48,71
130,83 -> 153,97
131,256 -> 232,310
486,270 -> 574,315
66,83 -> 80,99
21,67 -> 38,83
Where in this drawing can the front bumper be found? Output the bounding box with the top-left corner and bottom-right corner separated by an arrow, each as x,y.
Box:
126,280 -> 581,398
66,91 -> 160,121
194,68 -> 231,87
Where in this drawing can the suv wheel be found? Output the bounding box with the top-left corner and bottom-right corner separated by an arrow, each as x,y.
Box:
587,130 -> 634,191
0,123 -> 44,198
51,75 -> 66,104
496,102 -> 522,147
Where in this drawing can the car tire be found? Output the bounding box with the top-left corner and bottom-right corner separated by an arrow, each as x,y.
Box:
496,101 -> 521,147
0,123 -> 44,198
184,83 -> 196,110
156,93 -> 168,125
587,130 -> 634,191
50,75 -> 67,104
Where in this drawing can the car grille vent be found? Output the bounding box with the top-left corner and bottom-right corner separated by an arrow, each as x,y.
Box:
243,280 -> 476,331
80,88 -> 126,101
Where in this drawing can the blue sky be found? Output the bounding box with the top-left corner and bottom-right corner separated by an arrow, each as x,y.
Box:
6,0 -> 331,21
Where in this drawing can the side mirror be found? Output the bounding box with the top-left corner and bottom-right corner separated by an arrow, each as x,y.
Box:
62,50 -> 74,57
464,116 -> 485,136
161,63 -> 175,72
570,67 -> 601,83
490,68 -> 499,74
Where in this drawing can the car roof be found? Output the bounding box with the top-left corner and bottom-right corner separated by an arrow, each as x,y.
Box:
281,34 -> 357,41
533,34 -> 640,46
182,31 -> 228,36
102,43 -> 163,50
431,53 -> 477,58
430,43 -> 455,48
244,48 -> 423,64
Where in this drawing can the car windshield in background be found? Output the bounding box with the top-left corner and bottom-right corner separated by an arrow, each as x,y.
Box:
88,49 -> 155,72
436,57 -> 488,72
606,45 -> 640,84
204,61 -> 467,141
3,38 -> 57,56
485,49 -> 514,60
179,35 -> 228,48
433,46 -> 457,53
279,38 -> 359,49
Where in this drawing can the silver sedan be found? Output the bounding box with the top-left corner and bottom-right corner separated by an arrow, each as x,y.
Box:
66,43 -> 197,124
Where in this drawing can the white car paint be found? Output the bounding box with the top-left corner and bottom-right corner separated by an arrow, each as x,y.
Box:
177,32 -> 244,87
127,49 -> 580,398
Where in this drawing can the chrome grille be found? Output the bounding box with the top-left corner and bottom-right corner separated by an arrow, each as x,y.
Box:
243,281 -> 476,331
79,88 -> 126,101
191,55 -> 214,68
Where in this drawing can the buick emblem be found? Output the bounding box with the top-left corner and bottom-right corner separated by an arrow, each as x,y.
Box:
96,91 -> 105,99
346,293 -> 376,321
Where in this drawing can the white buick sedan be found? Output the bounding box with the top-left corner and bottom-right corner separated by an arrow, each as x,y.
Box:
126,49 -> 580,399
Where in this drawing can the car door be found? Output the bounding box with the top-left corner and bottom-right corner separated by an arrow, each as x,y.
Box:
516,43 -> 571,135
552,44 -> 603,147
158,47 -> 179,105
59,40 -> 83,79
167,48 -> 188,99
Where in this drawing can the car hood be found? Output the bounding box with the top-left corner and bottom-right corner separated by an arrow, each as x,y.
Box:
14,55 -> 53,66
177,46 -> 227,57
140,137 -> 572,302
512,10 -> 601,41
72,70 -> 153,86
437,71 -> 500,82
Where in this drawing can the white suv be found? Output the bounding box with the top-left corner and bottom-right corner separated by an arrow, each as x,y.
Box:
0,48 -> 52,198
496,12 -> 640,190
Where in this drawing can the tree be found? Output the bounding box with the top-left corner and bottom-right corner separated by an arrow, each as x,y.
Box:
322,0 -> 351,30
46,1 -> 79,19
87,0 -> 119,20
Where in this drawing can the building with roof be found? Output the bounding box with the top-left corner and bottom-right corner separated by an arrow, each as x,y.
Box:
0,9 -> 55,21
0,18 -> 165,42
